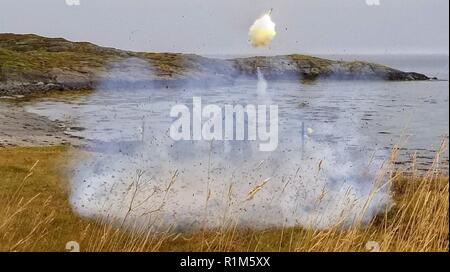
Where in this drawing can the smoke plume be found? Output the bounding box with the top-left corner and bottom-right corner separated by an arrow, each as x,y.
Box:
249,12 -> 277,47
61,58 -> 391,232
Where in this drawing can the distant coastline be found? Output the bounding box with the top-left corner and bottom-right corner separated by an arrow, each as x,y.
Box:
0,33 -> 433,96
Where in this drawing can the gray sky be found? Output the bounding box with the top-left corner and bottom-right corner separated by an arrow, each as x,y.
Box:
0,0 -> 448,55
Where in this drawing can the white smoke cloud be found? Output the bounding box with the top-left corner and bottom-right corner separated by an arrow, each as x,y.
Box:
249,12 -> 277,48
61,58 -> 390,232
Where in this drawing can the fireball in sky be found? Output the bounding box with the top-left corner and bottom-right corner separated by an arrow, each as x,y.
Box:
249,9 -> 277,47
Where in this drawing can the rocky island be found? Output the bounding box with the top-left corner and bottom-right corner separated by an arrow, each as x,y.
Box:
0,33 -> 431,95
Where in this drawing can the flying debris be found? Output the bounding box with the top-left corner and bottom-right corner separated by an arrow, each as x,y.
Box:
249,9 -> 277,48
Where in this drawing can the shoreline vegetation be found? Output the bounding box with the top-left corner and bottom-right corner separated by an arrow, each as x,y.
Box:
0,144 -> 447,252
0,33 -> 433,96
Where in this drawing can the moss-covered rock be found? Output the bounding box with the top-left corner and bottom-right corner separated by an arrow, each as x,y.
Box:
0,33 -> 430,95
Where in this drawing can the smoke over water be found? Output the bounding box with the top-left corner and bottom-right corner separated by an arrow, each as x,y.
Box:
68,58 -> 390,231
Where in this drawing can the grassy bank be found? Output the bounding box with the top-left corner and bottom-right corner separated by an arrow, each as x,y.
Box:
0,146 -> 448,252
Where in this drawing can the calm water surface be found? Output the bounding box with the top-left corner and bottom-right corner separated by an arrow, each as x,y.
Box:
24,55 -> 449,171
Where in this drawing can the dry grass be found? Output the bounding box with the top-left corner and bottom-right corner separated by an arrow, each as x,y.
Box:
0,145 -> 448,252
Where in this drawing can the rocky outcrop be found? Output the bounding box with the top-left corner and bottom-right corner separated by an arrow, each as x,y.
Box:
0,33 -> 431,95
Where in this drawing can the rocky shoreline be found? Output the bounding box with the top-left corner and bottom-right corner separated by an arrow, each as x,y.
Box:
0,33 -> 432,96
0,102 -> 83,148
